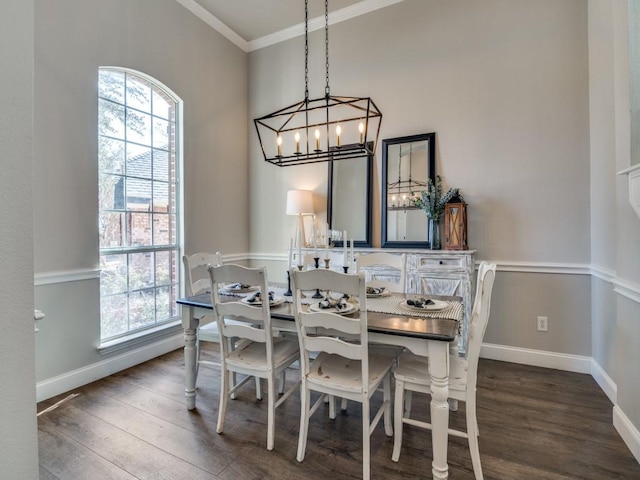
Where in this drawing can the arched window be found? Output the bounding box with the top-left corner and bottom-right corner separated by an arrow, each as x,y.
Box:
98,67 -> 182,341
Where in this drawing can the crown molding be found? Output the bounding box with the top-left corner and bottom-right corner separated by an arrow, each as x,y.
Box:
248,0 -> 404,51
175,0 -> 405,53
174,0 -> 250,52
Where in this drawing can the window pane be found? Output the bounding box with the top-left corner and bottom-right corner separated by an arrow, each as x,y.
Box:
100,293 -> 128,338
99,173 -> 124,211
126,75 -> 151,113
153,214 -> 170,244
100,254 -> 128,294
99,99 -> 125,139
152,181 -> 169,212
99,137 -> 125,174
129,289 -> 155,330
128,212 -> 152,246
126,177 -> 152,210
152,88 -> 172,119
126,108 -> 151,145
99,211 -> 125,248
155,286 -> 171,321
126,143 -> 151,180
153,149 -> 169,181
155,251 -> 172,286
99,70 -> 125,103
153,118 -> 169,149
128,252 -> 154,290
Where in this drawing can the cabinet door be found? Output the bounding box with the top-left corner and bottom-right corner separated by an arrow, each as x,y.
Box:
415,274 -> 463,297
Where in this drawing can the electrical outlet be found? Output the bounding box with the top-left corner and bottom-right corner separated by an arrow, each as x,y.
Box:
537,316 -> 548,332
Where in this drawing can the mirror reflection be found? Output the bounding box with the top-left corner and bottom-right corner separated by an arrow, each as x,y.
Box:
382,133 -> 436,248
327,144 -> 373,247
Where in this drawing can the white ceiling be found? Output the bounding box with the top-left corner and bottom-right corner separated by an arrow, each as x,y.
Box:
176,0 -> 404,51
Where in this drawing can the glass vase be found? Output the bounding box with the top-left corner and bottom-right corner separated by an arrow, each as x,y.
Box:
428,218 -> 441,250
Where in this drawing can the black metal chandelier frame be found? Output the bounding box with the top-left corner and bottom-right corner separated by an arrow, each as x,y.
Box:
254,0 -> 382,167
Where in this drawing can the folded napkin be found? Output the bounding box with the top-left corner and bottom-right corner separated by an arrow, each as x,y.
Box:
406,297 -> 436,308
317,296 -> 349,311
245,291 -> 274,304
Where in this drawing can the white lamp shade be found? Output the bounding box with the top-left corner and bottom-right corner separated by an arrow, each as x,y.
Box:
286,190 -> 314,215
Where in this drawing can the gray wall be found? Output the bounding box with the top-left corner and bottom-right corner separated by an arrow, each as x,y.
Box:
248,0 -> 593,356
0,0 -> 38,477
33,0 -> 248,382
589,0 -> 640,435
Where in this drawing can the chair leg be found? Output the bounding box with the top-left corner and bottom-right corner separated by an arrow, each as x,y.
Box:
266,376 -> 276,451
362,398 -> 371,480
329,395 -> 337,420
392,378 -> 405,462
217,366 -> 229,434
383,373 -> 393,437
278,370 -> 286,395
466,395 -> 483,480
297,384 -> 310,462
404,390 -> 413,417
255,376 -> 262,400
340,397 -> 348,411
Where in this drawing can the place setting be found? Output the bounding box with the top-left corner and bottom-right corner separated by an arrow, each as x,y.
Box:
240,290 -> 286,308
308,293 -> 359,316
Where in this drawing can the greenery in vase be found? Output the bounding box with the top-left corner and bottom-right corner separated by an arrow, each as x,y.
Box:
412,175 -> 461,220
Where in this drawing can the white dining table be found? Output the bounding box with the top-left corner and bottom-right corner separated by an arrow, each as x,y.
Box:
177,291 -> 462,480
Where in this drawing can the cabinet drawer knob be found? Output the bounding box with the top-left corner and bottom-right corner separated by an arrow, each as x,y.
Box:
439,260 -> 443,265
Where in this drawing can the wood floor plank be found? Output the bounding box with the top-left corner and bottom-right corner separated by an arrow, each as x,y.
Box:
37,346 -> 640,480
38,400 -> 221,479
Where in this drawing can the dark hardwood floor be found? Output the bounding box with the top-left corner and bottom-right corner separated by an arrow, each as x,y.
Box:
37,345 -> 640,479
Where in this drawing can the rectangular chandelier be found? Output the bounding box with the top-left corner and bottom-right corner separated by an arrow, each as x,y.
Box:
254,94 -> 382,167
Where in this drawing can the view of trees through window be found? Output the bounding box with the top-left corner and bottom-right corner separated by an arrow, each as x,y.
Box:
98,68 -> 180,341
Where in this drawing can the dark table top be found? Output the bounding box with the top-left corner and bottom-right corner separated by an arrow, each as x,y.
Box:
178,292 -> 460,343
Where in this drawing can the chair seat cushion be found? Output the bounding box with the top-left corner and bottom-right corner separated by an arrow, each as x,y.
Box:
307,352 -> 393,393
226,337 -> 299,371
394,351 -> 468,391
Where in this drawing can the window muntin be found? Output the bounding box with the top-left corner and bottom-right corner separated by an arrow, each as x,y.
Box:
98,68 -> 180,341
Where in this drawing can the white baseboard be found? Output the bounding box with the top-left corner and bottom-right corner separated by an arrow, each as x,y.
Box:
36,334 -> 184,402
591,358 -> 618,404
480,343 -> 592,374
614,405 -> 640,464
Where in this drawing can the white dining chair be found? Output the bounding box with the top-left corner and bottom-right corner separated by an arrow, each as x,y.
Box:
291,268 -> 394,480
208,264 -> 300,450
183,252 -> 262,398
391,262 -> 496,480
355,252 -> 407,292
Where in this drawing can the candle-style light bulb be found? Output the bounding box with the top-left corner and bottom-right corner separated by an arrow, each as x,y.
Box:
314,129 -> 320,151
392,195 -> 396,207
277,135 -> 283,157
402,194 -> 407,206
336,124 -> 342,147
358,122 -> 364,144
294,131 -> 301,154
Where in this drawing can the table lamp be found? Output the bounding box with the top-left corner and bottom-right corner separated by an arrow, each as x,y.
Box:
286,190 -> 314,250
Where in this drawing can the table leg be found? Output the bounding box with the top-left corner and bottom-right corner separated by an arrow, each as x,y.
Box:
428,340 -> 450,480
182,305 -> 199,410
184,327 -> 197,410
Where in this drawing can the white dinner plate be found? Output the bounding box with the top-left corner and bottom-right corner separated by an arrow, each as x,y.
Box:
240,294 -> 285,307
400,299 -> 449,312
220,284 -> 258,294
308,301 -> 359,316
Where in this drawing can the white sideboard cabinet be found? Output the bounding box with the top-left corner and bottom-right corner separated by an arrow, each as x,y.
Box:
355,248 -> 476,354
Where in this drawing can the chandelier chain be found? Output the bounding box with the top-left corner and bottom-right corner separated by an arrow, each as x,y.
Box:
325,0 -> 330,97
304,0 -> 309,100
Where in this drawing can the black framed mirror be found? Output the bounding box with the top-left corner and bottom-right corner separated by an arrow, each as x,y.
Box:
327,142 -> 373,247
381,133 -> 436,248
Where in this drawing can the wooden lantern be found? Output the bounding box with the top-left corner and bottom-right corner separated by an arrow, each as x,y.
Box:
444,197 -> 468,250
